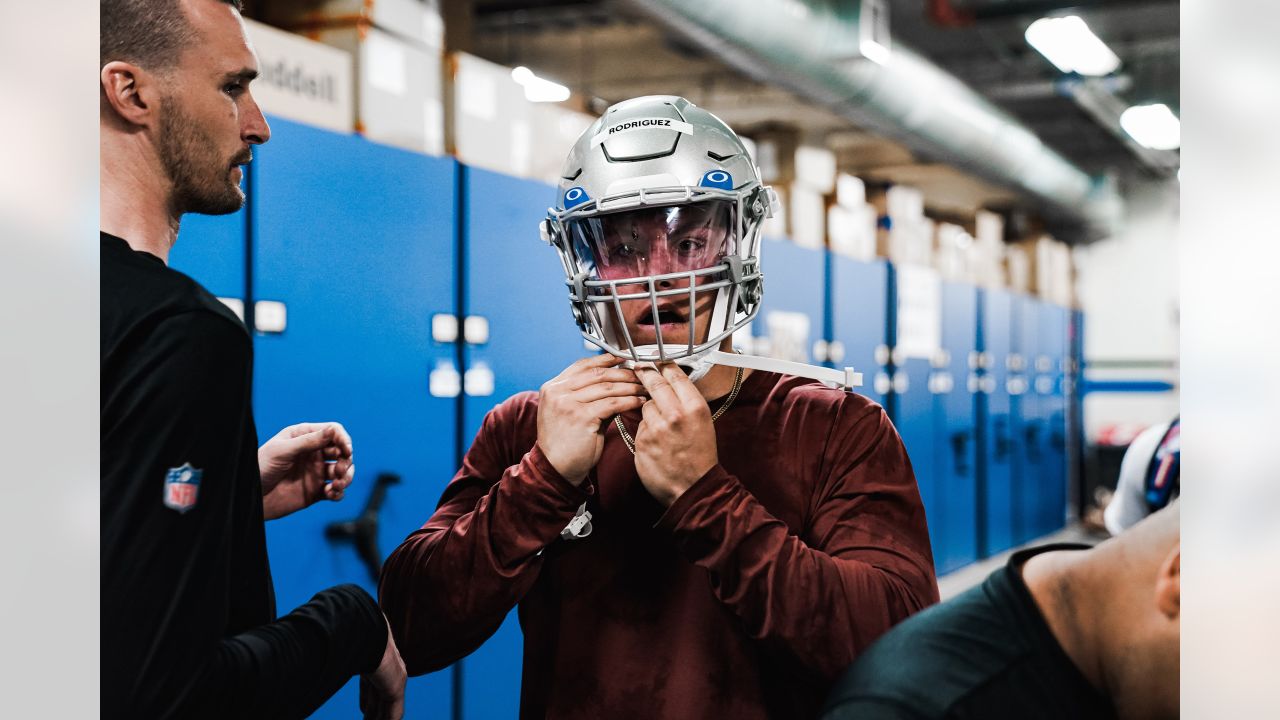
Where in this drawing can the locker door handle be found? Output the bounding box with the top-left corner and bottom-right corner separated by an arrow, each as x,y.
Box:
950,430 -> 971,476
324,472 -> 401,584
1051,429 -> 1066,452
1024,425 -> 1042,463
994,417 -> 1012,461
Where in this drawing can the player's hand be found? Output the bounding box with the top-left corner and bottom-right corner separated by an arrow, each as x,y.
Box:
258,422 -> 354,520
360,615 -> 407,720
537,353 -> 647,485
633,363 -> 718,506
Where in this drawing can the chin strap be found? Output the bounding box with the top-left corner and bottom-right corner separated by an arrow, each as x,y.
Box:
703,350 -> 864,390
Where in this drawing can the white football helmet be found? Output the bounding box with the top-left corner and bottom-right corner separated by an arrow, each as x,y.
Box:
541,95 -> 775,363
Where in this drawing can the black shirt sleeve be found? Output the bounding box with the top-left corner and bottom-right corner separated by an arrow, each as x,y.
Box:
101,308 -> 385,719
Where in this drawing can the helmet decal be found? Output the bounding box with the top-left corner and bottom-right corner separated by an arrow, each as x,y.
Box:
563,186 -> 591,210
590,117 -> 695,147
699,170 -> 734,190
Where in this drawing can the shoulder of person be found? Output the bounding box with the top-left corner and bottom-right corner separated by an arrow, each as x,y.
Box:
764,372 -> 885,426
103,248 -> 248,344
482,389 -> 541,429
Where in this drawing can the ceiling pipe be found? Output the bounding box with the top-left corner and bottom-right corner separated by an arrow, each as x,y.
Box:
623,0 -> 1121,241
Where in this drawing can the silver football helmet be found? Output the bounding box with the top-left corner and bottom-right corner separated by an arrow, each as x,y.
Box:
541,95 -> 775,363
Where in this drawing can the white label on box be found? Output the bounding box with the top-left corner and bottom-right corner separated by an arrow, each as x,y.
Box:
244,19 -> 353,134
460,70 -> 497,121
895,265 -> 942,359
365,32 -> 407,96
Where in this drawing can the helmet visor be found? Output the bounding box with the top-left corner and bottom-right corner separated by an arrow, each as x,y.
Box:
567,199 -> 737,281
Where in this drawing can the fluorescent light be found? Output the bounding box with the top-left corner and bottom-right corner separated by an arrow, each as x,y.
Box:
1120,103 -> 1181,150
511,66 -> 571,103
1025,16 -> 1121,76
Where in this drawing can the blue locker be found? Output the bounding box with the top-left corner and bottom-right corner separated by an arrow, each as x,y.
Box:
977,288 -> 1015,557
249,118 -> 458,719
460,166 -> 589,719
895,353 -> 936,547
932,282 -> 978,574
829,254 -> 890,407
1011,293 -> 1042,545
168,209 -> 245,302
1036,304 -> 1070,537
753,237 -> 826,364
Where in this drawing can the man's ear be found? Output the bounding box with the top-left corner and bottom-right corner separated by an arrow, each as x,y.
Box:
101,61 -> 159,127
1155,543 -> 1180,620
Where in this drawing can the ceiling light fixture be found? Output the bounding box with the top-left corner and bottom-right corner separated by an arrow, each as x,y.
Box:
1024,15 -> 1121,76
1120,103 -> 1181,150
511,66 -> 571,103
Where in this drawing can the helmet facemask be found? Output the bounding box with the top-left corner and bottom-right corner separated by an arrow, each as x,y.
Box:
552,193 -> 764,363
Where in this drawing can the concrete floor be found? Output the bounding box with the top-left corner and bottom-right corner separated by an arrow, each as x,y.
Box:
936,523 -> 1111,601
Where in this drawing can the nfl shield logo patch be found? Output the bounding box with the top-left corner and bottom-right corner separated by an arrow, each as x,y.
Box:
164,463 -> 202,514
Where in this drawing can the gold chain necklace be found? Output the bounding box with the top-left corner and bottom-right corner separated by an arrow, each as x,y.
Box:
613,365 -> 744,455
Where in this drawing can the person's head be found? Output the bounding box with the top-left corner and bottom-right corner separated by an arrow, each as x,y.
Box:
100,0 -> 270,217
1104,499 -> 1180,716
1060,500 -> 1178,718
542,96 -> 776,363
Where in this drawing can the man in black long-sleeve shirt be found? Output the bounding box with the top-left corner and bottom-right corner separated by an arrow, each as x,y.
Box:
100,1 -> 405,717
820,502 -> 1180,720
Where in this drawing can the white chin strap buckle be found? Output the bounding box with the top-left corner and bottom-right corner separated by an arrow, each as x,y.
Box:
560,502 -> 593,540
704,350 -> 864,390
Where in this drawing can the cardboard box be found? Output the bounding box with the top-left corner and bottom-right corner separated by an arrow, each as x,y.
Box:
1005,243 -> 1031,293
971,209 -> 1006,288
528,102 -> 596,184
877,216 -> 934,267
1010,235 -> 1072,303
869,185 -> 932,266
449,52 -> 535,176
794,145 -> 836,194
310,24 -> 444,155
752,130 -> 798,185
789,184 -> 826,249
935,222 -> 975,282
828,203 -> 876,262
972,241 -> 1006,289
263,0 -> 444,48
975,209 -> 1004,246
243,19 -> 354,134
835,173 -> 866,208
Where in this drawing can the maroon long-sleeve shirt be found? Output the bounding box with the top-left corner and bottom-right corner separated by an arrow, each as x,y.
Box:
380,371 -> 939,719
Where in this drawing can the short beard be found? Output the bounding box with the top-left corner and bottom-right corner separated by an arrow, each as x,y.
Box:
157,97 -> 246,217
